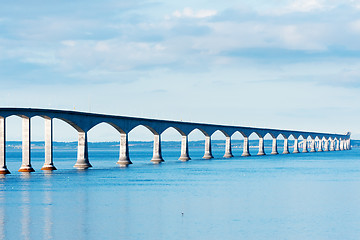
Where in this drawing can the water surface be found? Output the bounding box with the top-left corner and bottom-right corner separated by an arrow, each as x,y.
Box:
1,146 -> 360,240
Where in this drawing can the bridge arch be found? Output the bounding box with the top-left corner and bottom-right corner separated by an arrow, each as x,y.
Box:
129,124 -> 159,135
88,121 -> 125,134
127,125 -> 157,164
160,127 -> 184,161
189,127 -> 210,137
160,126 -> 186,136
187,128 -> 209,159
230,131 -> 245,156
211,130 -> 229,158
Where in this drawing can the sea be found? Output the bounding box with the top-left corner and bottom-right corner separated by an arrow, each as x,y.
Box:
1,143 -> 360,240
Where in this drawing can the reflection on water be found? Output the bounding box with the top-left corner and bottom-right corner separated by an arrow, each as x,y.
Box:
43,173 -> 53,240
1,148 -> 360,239
79,187 -> 89,240
0,190 -> 5,240
20,173 -> 31,240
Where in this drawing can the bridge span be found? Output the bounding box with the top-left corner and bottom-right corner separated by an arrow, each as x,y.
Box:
0,108 -> 351,174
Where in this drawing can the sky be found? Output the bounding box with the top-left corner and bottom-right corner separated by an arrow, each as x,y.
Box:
0,0 -> 360,141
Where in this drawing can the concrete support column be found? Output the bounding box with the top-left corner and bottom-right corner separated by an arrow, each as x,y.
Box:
41,117 -> 56,171
151,134 -> 164,164
330,140 -> 335,151
257,137 -> 265,155
203,136 -> 214,159
340,140 -> 344,150
335,140 -> 340,151
0,117 -> 10,174
242,137 -> 250,157
310,139 -> 316,152
74,131 -> 92,169
19,117 -> 34,172
348,139 -> 351,150
179,135 -> 191,161
302,139 -> 308,153
271,137 -> 278,155
223,136 -> 234,158
317,140 -> 323,152
283,138 -> 289,154
117,133 -> 132,167
293,138 -> 299,153
324,140 -> 329,151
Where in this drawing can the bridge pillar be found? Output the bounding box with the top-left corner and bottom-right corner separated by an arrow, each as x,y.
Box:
330,140 -> 335,151
19,117 -> 34,172
203,136 -> 214,159
151,134 -> 164,164
302,139 -> 308,153
283,138 -> 289,154
340,140 -> 344,150
223,136 -> 233,158
310,139 -> 316,152
179,135 -> 191,161
317,140 -> 323,152
74,131 -> 92,169
271,137 -> 278,155
258,137 -> 265,155
242,137 -> 250,157
335,140 -> 340,151
117,133 -> 132,167
293,138 -> 299,153
324,140 -> 329,151
348,139 -> 351,150
0,117 -> 10,174
41,117 -> 56,171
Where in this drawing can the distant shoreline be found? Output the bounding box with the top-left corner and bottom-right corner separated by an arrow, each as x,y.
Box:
4,139 -> 359,150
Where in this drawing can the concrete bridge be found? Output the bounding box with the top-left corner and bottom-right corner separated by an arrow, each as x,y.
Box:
0,108 -> 351,174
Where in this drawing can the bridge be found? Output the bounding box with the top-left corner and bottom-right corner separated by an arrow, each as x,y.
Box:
0,108 -> 351,174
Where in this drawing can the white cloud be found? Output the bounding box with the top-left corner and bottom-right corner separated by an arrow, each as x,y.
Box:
172,7 -> 217,18
349,19 -> 360,33
287,0 -> 325,12
61,40 -> 77,47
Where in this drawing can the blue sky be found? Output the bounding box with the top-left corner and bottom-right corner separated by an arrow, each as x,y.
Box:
1,0 -> 360,141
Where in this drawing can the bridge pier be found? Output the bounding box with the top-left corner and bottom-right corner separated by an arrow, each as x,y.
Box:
335,140 -> 340,151
223,136 -> 233,158
0,117 -> 10,174
340,140 -> 344,150
117,133 -> 132,167
293,138 -> 299,153
330,140 -> 335,151
151,134 -> 164,164
310,139 -> 316,152
347,139 -> 351,150
179,135 -> 190,161
242,137 -> 250,156
74,131 -> 92,169
41,117 -> 56,171
302,139 -> 308,153
271,137 -> 278,155
317,140 -> 323,152
19,117 -> 34,172
258,137 -> 265,155
324,139 -> 329,151
203,136 -> 214,159
283,138 -> 289,154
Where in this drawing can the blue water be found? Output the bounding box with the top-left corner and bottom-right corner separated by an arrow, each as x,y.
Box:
1,145 -> 360,240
